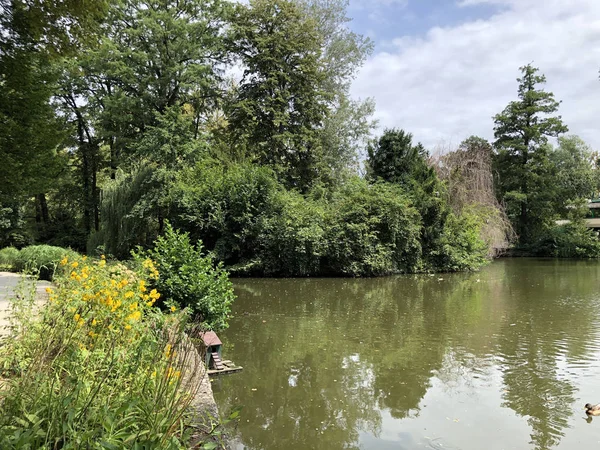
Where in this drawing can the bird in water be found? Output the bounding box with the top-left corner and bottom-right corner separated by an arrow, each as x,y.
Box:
585,403 -> 600,416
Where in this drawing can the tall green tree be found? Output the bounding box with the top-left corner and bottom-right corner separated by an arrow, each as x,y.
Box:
0,0 -> 108,245
60,0 -> 228,240
227,0 -> 329,191
367,129 -> 450,266
493,64 -> 568,246
298,0 -> 376,183
549,136 -> 598,212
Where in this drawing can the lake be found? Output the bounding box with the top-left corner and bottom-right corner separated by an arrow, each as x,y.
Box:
213,259 -> 600,449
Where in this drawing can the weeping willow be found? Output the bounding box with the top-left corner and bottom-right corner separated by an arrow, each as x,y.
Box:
431,139 -> 515,257
87,165 -> 161,258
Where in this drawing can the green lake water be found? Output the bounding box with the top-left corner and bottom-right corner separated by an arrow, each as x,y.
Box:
212,259 -> 600,449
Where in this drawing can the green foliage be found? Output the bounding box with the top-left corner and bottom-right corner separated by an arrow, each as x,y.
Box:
324,179 -> 423,276
427,209 -> 490,272
493,65 -> 568,246
531,222 -> 600,258
13,245 -> 78,280
549,136 -> 599,214
0,247 -> 19,271
89,165 -> 161,259
367,129 -> 432,188
227,0 -> 329,190
0,256 -> 202,449
135,223 -> 236,331
366,128 -> 486,271
171,160 -> 281,265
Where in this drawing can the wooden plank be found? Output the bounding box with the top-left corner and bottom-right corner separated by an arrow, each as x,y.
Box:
208,366 -> 243,376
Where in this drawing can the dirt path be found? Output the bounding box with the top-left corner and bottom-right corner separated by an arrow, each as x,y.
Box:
0,272 -> 52,336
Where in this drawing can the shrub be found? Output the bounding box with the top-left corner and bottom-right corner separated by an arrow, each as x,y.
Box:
425,208 -> 490,272
171,160 -> 280,265
324,179 -> 423,276
531,222 -> 600,258
0,247 -> 19,271
0,255 -> 204,449
257,189 -> 327,276
13,245 -> 79,280
135,223 -> 235,331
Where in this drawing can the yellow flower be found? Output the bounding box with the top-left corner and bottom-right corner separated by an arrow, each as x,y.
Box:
101,254 -> 106,260
60,256 -> 68,266
127,310 -> 141,322
45,287 -> 53,294
124,324 -> 132,330
82,256 -> 87,261
124,291 -> 134,299
170,305 -> 176,313
91,318 -> 97,326
99,260 -> 106,267
129,301 -> 138,311
149,289 -> 160,300
74,313 -> 80,323
164,344 -> 172,358
139,280 -> 147,293
71,261 -> 79,268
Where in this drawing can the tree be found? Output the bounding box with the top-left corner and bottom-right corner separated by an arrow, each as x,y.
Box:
0,0 -> 108,244
367,129 -> 451,267
297,0 -> 376,184
59,0 -> 228,240
549,136 -> 598,213
367,128 -> 434,188
493,64 -> 568,246
431,136 -> 514,256
227,0 -> 329,191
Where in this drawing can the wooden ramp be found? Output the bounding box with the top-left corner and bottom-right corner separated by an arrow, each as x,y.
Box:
211,352 -> 224,370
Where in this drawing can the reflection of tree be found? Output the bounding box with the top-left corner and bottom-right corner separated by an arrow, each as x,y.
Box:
216,259 -> 600,449
495,259 -> 600,450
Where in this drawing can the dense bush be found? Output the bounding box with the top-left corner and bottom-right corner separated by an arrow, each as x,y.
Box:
0,247 -> 19,270
171,162 -> 488,276
171,160 -> 280,265
323,179 -> 422,276
257,189 -> 327,276
13,245 -> 79,280
425,209 -> 490,272
135,223 -> 236,331
0,255 -> 205,449
530,222 -> 600,258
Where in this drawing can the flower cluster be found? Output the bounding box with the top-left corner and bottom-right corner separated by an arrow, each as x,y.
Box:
54,255 -> 162,345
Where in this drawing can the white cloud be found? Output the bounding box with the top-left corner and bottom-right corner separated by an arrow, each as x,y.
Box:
351,0 -> 600,150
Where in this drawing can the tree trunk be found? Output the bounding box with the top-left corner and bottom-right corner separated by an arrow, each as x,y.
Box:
37,193 -> 50,224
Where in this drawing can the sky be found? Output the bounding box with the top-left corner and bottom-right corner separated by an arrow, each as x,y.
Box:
346,0 -> 600,151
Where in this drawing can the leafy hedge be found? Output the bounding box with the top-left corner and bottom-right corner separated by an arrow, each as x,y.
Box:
0,247 -> 19,271
530,222 -> 600,258
13,245 -> 79,280
171,162 -> 489,276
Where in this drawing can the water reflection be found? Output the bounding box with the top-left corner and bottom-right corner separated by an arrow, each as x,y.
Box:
213,259 -> 600,450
